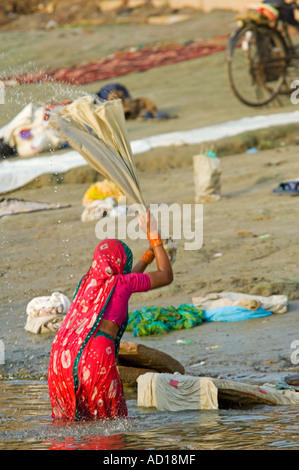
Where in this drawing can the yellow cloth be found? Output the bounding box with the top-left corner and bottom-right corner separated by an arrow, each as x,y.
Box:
83,179 -> 124,206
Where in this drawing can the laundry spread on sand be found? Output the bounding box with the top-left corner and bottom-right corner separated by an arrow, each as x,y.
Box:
127,294 -> 287,336
6,42 -> 226,87
0,198 -> 70,218
128,305 -> 205,337
202,305 -> 272,322
2,110 -> 299,195
25,294 -> 286,336
192,292 -> 288,314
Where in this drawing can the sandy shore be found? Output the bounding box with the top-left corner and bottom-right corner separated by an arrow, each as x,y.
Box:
1,142 -> 299,385
0,11 -> 299,387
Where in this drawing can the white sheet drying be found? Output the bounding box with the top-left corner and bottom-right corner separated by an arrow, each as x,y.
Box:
2,110 -> 299,194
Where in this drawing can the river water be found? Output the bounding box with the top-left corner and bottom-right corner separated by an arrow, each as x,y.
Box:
0,380 -> 299,450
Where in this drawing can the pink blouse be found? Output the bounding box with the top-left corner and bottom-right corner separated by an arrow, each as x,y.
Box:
102,273 -> 151,328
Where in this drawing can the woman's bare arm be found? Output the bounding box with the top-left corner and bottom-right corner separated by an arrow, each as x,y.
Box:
131,258 -> 148,274
138,210 -> 173,290
147,244 -> 173,289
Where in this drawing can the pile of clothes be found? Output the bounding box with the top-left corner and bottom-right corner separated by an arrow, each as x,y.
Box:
25,292 -> 71,334
81,179 -> 127,222
0,101 -> 70,158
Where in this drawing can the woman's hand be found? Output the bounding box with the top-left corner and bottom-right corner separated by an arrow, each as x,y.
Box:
138,209 -> 157,235
137,209 -> 173,289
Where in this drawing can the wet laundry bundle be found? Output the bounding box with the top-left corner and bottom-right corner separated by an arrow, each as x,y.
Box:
137,373 -> 219,411
138,373 -> 299,411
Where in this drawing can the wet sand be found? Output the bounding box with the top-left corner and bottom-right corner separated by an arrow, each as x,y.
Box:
0,11 -> 299,387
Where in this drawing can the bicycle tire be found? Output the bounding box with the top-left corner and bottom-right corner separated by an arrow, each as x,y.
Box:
227,23 -> 288,107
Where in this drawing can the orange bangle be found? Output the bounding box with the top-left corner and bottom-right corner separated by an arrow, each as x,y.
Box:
140,249 -> 155,265
147,231 -> 163,248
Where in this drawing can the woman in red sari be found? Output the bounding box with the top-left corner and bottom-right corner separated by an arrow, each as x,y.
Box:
48,211 -> 173,421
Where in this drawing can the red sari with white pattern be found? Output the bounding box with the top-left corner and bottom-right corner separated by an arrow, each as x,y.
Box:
48,239 -> 141,421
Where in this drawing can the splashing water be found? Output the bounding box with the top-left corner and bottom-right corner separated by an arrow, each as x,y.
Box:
0,54 -> 92,129
1,381 -> 299,450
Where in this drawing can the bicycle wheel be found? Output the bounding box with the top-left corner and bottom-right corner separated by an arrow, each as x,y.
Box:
227,23 -> 288,107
